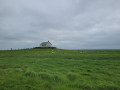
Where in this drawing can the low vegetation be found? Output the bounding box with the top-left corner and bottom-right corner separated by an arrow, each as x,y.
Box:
0,49 -> 120,90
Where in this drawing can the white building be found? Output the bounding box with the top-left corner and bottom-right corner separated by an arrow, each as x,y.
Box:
40,41 -> 52,47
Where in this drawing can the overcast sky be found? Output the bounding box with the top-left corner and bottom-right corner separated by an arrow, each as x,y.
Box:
0,0 -> 120,49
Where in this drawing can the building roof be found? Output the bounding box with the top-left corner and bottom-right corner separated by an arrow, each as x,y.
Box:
40,41 -> 52,46
40,42 -> 48,46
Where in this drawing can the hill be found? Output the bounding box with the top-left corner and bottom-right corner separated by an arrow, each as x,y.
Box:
0,49 -> 120,90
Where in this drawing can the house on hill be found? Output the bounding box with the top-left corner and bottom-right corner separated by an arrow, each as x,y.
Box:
34,41 -> 56,49
40,41 -> 52,47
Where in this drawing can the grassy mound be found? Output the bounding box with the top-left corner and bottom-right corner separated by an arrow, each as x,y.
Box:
0,49 -> 120,90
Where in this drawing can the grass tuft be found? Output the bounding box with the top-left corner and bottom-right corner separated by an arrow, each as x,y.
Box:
25,71 -> 37,77
67,73 -> 78,81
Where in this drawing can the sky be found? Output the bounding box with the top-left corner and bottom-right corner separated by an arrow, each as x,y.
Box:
0,0 -> 120,49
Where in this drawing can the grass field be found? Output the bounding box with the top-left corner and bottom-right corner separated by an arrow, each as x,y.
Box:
0,49 -> 120,90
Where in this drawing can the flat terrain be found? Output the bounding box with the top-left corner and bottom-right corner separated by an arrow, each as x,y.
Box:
0,49 -> 120,90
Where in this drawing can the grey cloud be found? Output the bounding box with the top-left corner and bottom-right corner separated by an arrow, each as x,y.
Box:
0,0 -> 120,49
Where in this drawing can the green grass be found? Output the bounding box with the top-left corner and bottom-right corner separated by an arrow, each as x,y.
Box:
0,49 -> 120,90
